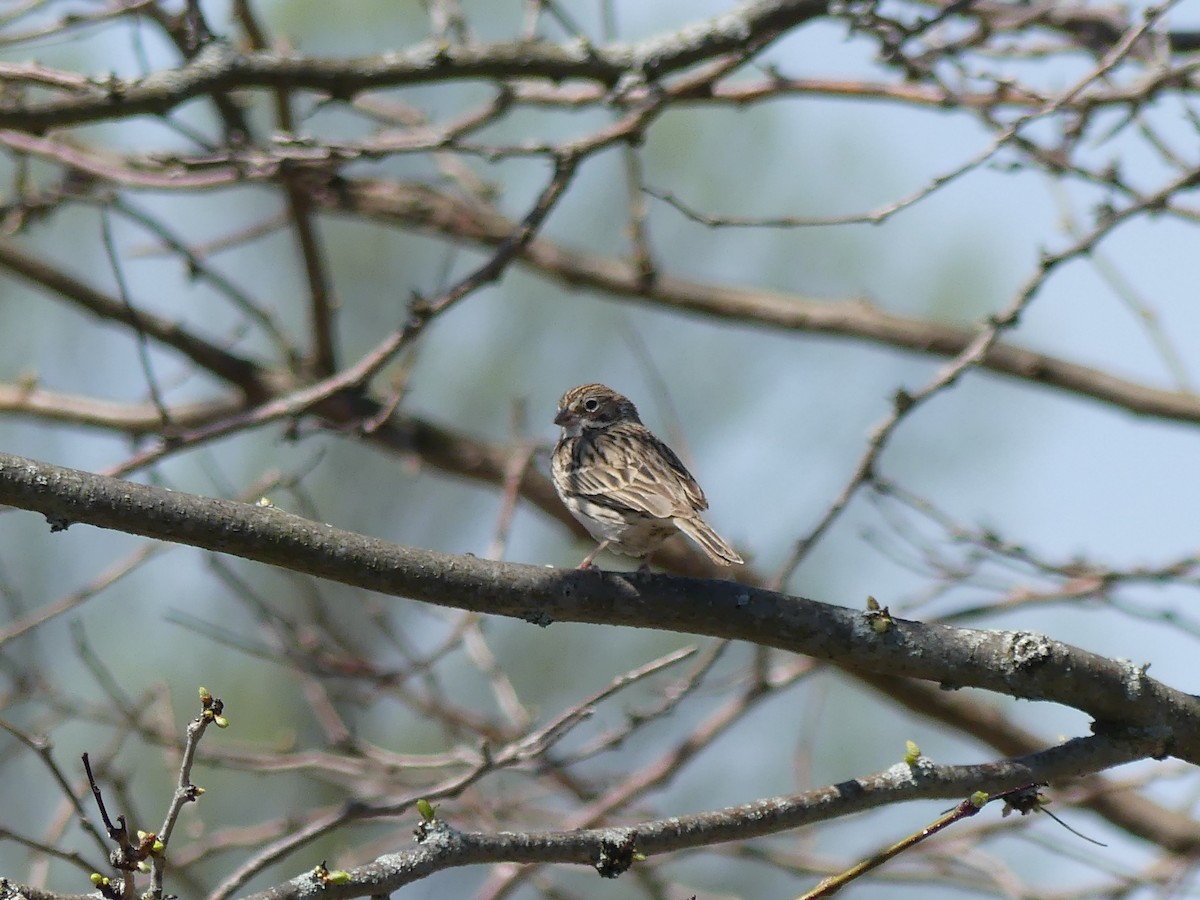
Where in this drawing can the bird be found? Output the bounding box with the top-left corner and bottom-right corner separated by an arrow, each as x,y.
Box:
551,383 -> 743,570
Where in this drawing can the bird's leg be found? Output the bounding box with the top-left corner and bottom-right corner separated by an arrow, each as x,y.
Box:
578,540 -> 610,570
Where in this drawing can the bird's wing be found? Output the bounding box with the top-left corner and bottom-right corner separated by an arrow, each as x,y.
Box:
568,424 -> 708,518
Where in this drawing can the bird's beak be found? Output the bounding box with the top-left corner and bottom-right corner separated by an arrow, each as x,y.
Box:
554,408 -> 574,427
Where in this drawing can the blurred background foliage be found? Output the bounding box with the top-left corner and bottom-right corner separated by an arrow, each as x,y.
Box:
3,1 -> 1200,897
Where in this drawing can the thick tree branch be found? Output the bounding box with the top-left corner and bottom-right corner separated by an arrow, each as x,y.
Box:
0,451 -> 1193,763
10,383 -> 1185,853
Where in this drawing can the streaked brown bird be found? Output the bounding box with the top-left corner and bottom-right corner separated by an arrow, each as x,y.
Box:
551,383 -> 743,569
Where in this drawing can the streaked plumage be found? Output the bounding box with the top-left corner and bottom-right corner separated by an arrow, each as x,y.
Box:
551,383 -> 743,569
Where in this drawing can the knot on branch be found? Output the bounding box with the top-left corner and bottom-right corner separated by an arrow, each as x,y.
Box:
594,830 -> 638,879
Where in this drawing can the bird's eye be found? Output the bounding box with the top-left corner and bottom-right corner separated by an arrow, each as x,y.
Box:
583,398 -> 600,412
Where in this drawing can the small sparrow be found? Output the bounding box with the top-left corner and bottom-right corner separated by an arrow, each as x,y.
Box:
551,383 -> 743,569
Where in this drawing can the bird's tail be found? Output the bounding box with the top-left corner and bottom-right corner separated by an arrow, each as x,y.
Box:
674,516 -> 743,566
